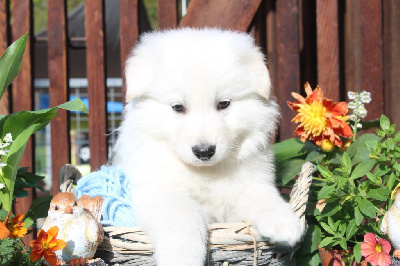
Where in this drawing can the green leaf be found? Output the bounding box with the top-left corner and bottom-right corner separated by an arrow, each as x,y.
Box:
305,150 -> 325,163
23,216 -> 34,228
351,147 -> 370,165
354,207 -> 364,226
345,219 -> 358,239
347,133 -> 381,158
395,131 -> 400,142
388,172 -> 396,190
357,198 -> 376,218
374,163 -> 391,177
271,138 -> 317,164
350,159 -> 375,180
57,97 -> 89,114
0,33 -> 27,99
341,152 -> 351,175
277,159 -> 305,185
296,224 -> 321,255
317,185 -> 335,199
366,172 -> 382,185
295,251 -> 321,266
318,237 -> 335,248
367,188 -> 390,201
25,195 -> 53,220
320,201 -> 342,217
320,222 -> 335,235
365,140 -> 379,153
380,114 -> 390,131
353,242 -> 362,263
386,138 -> 396,150
338,222 -> 346,237
339,238 -> 347,250
317,165 -> 333,179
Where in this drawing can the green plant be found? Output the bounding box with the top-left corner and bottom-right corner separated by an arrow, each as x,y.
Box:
0,33 -> 88,265
296,115 -> 398,265
275,85 -> 397,265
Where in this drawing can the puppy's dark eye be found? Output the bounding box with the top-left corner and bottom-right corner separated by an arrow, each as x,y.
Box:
217,101 -> 230,110
172,104 -> 185,113
54,205 -> 59,211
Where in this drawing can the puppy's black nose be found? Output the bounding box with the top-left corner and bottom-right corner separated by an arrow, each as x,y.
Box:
192,145 -> 216,160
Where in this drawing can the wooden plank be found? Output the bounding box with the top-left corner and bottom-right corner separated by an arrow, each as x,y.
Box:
360,0 -> 383,119
85,0 -> 108,171
158,0 -> 177,29
120,0 -> 138,102
179,0 -> 262,31
316,0 -> 339,101
0,0 -> 9,115
383,0 -> 400,126
275,0 -> 300,141
344,0 -> 360,100
11,0 -> 34,245
47,0 -> 70,195
299,0 -> 317,90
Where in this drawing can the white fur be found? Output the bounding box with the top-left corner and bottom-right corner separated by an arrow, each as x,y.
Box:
112,28 -> 302,266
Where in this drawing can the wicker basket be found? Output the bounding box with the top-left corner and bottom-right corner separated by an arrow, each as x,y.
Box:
91,162 -> 314,266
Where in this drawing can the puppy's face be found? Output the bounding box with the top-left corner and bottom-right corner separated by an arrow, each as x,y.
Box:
124,29 -> 279,167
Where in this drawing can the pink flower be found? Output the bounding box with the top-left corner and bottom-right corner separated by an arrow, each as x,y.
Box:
361,233 -> 391,266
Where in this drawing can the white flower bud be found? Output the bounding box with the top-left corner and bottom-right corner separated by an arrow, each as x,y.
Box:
0,162 -> 6,168
360,91 -> 371,104
348,101 -> 357,109
348,91 -> 357,100
0,183 -> 5,189
0,150 -> 8,156
349,114 -> 356,121
357,123 -> 363,129
358,106 -> 368,118
3,133 -> 13,143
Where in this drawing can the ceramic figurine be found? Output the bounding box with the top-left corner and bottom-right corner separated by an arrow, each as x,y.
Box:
381,183 -> 400,258
42,192 -> 104,265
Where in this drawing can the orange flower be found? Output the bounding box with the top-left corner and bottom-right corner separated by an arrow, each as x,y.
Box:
30,226 -> 66,266
0,211 -> 27,239
287,82 -> 353,149
361,233 -> 391,266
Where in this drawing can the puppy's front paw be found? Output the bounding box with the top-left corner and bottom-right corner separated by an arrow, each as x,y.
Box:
255,211 -> 302,246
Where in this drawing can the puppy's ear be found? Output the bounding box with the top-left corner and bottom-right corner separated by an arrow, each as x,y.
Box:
124,53 -> 154,102
249,54 -> 272,100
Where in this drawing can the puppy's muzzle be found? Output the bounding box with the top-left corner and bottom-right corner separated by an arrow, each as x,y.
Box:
192,144 -> 216,161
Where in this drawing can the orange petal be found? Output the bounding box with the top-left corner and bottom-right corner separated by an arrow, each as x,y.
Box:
50,239 -> 66,251
10,226 -> 27,238
30,249 -> 44,262
3,211 -> 11,224
291,92 -> 306,103
36,229 -> 47,242
10,214 -> 24,224
44,249 -> 58,266
0,222 -> 10,239
46,226 -> 59,240
30,240 -> 43,250
327,102 -> 348,116
307,87 -> 324,103
304,82 -> 313,96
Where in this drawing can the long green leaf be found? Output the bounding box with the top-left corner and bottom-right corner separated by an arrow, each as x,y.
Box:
357,198 -> 376,218
350,159 -> 375,180
271,138 -> 317,164
25,195 -> 52,220
0,33 -> 27,99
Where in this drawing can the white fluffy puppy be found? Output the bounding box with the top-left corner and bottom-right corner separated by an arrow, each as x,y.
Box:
112,28 -> 302,265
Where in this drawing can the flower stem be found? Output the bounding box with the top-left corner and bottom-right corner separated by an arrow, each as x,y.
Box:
352,95 -> 360,141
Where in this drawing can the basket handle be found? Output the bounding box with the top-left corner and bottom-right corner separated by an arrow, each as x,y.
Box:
289,162 -> 315,232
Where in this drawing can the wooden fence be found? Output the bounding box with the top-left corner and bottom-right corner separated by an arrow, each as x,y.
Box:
0,0 -> 399,242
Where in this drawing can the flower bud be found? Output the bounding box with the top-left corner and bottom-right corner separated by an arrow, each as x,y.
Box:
321,139 -> 334,152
